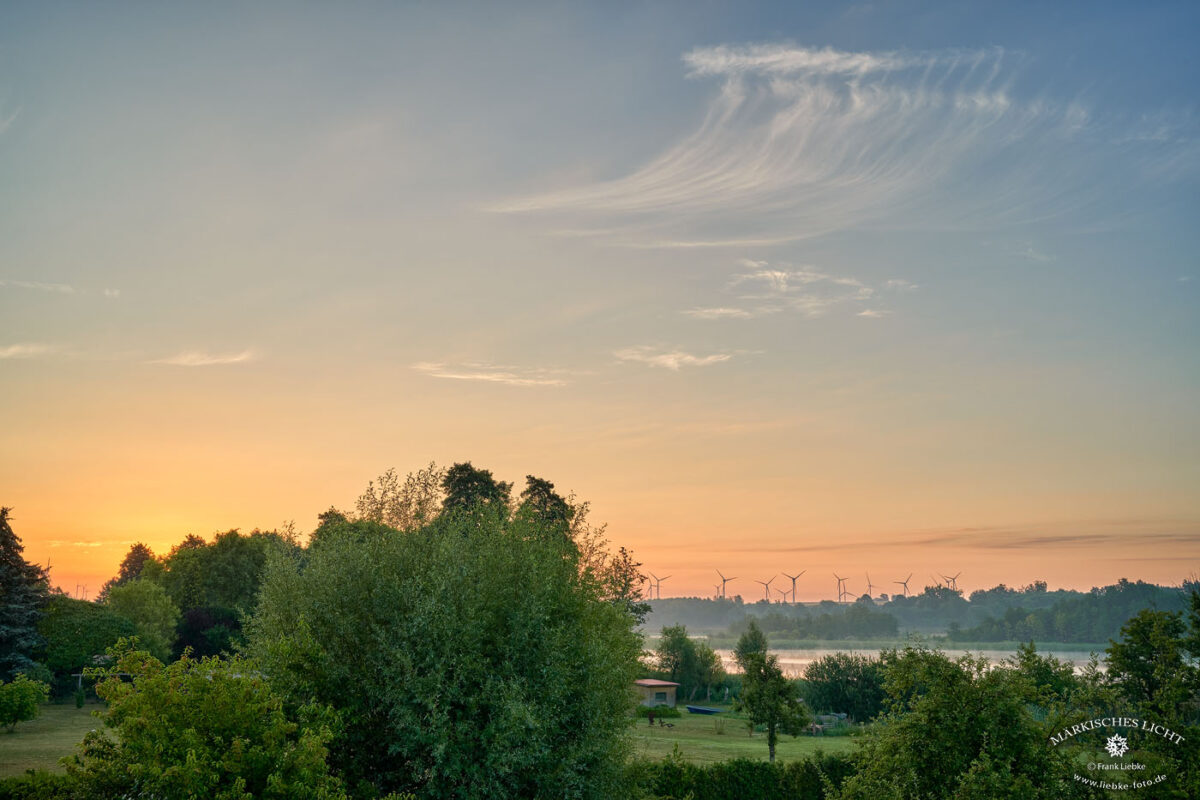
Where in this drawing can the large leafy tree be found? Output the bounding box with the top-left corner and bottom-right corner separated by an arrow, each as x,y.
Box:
36,595 -> 136,680
104,579 -> 180,662
247,509 -> 642,799
653,624 -> 726,701
837,646 -> 1087,799
440,461 -> 512,515
802,652 -> 885,722
1101,600 -> 1200,797
97,542 -> 155,601
517,475 -> 572,527
734,625 -> 807,762
0,508 -> 49,681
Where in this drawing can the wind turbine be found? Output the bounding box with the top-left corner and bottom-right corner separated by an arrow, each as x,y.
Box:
833,573 -> 849,603
865,572 -> 876,598
716,569 -> 737,599
929,574 -> 944,590
754,575 -> 777,602
774,586 -> 789,603
893,573 -> 912,597
714,584 -> 722,599
783,570 -> 806,603
943,572 -> 962,592
656,575 -> 671,599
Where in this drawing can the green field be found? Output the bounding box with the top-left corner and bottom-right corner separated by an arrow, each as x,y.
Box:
0,704 -> 103,777
1,702 -> 855,777
630,708 -> 859,764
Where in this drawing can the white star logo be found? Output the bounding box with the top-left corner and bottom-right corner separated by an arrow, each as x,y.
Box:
1105,734 -> 1129,758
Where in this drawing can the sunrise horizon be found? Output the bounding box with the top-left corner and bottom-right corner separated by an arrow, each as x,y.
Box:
4,2 -> 1198,607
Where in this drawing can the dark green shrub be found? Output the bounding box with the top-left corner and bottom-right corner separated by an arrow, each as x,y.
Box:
0,675 -> 49,731
0,770 -> 76,800
634,751 -> 854,800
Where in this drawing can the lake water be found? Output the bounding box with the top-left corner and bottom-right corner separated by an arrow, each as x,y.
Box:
713,647 -> 1101,677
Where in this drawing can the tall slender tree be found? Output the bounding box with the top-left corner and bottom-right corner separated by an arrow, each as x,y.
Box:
0,508 -> 50,681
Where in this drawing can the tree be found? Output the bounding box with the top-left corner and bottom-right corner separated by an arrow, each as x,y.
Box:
175,606 -> 242,659
97,542 -> 155,601
599,546 -> 651,625
247,510 -> 641,799
0,508 -> 49,681
694,642 -> 727,702
802,652 -> 885,722
104,579 -> 180,662
1106,608 -> 1196,722
517,475 -> 572,528
67,641 -> 345,799
356,463 -> 445,532
36,595 -> 136,682
657,625 -> 699,689
837,646 -> 1086,799
160,529 -> 293,615
0,674 -> 49,732
734,619 -> 768,666
734,624 -> 807,762
440,462 -> 512,515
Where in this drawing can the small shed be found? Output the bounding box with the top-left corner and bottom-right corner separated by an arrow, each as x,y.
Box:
634,678 -> 680,708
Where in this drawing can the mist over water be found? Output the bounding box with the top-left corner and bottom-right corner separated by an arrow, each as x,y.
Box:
714,648 -> 1101,677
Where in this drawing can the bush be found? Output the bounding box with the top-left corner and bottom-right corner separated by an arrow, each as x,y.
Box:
0,771 -> 76,800
65,641 -> 345,800
0,675 -> 49,732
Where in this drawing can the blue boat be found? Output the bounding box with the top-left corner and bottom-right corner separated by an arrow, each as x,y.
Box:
685,705 -> 723,715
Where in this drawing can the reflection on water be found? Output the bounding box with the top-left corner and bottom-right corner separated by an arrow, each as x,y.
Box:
714,647 -> 1101,677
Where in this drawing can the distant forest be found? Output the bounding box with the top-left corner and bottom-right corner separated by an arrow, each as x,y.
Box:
645,579 -> 1195,645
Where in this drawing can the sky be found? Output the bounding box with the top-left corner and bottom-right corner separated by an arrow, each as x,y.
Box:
2,1 -> 1198,602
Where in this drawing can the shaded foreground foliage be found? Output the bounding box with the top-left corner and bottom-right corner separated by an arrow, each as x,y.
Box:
63,642 -> 345,800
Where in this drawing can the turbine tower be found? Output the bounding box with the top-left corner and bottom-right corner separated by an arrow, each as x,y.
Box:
943,572 -> 962,592
783,570 -> 806,603
774,586 -> 789,603
754,575 -> 777,602
656,575 -> 671,599
833,573 -> 849,603
893,573 -> 912,597
865,572 -> 876,598
716,569 -> 737,599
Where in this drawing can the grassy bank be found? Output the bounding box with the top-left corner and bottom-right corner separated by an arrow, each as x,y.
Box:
0,704 -> 102,777
630,707 -> 859,764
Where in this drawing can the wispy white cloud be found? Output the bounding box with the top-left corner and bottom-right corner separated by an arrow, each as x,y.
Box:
885,278 -> 919,291
681,43 -> 949,78
103,288 -> 121,298
0,343 -> 58,359
151,350 -> 257,367
0,279 -> 75,294
493,44 -> 1191,246
682,306 -> 758,319
412,361 -> 568,387
614,346 -> 733,370
857,309 -> 889,318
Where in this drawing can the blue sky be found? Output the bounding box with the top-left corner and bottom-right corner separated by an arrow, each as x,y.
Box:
2,2 -> 1197,597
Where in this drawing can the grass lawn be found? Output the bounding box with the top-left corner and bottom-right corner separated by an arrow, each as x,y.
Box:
630,708 -> 859,764
0,703 -> 104,777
